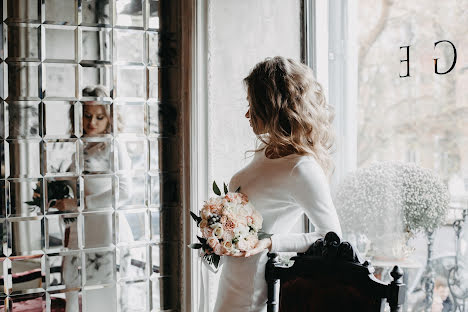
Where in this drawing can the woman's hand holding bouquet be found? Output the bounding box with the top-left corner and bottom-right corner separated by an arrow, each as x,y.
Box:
188,181 -> 271,270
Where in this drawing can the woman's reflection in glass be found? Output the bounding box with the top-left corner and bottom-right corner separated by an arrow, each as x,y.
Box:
57,85 -> 134,312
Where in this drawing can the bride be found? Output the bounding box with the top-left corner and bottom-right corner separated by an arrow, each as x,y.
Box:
212,56 -> 342,312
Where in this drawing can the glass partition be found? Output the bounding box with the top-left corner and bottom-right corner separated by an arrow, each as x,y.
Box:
0,0 -> 163,310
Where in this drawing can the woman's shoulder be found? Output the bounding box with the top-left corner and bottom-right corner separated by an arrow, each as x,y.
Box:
288,156 -> 327,182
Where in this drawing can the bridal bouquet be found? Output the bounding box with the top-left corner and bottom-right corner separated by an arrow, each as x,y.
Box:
25,181 -> 77,223
189,181 -> 270,270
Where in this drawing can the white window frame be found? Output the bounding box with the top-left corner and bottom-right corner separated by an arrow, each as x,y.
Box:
191,1 -> 210,311
191,1 -> 358,311
307,0 -> 358,191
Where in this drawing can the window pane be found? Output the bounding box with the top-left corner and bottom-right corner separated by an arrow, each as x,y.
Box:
336,0 -> 468,310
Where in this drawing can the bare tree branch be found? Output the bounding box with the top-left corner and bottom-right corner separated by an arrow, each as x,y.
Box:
358,0 -> 394,68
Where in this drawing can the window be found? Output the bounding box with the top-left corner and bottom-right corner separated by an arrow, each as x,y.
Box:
311,0 -> 468,310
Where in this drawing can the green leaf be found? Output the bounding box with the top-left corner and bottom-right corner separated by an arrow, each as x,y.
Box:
235,185 -> 241,193
223,182 -> 228,195
197,236 -> 207,244
63,217 -> 77,224
258,231 -> 273,240
213,181 -> 221,196
190,211 -> 202,225
188,243 -> 203,249
213,255 -> 220,269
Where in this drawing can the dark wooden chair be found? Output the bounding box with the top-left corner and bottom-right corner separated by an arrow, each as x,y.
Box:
266,232 -> 406,312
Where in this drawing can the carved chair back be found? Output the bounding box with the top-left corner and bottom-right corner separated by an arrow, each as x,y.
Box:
265,232 -> 406,312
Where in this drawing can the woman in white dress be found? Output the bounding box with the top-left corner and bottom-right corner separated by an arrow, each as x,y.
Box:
52,86 -> 134,312
212,56 -> 342,312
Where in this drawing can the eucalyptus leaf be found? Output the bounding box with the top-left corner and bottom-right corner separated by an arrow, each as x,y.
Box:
190,211 -> 202,225
258,231 -> 273,240
212,254 -> 220,268
190,211 -> 198,222
202,253 -> 221,272
197,236 -> 207,244
213,181 -> 221,196
188,243 -> 203,249
223,182 -> 228,195
235,185 -> 241,193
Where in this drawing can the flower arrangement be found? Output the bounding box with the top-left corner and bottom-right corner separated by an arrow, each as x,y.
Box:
188,181 -> 270,270
334,161 -> 449,258
26,180 -> 77,224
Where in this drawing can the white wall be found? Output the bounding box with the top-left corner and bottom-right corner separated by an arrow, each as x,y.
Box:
208,0 -> 301,186
202,0 -> 301,310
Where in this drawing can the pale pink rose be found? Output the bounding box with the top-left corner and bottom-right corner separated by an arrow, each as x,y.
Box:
231,215 -> 247,226
199,219 -> 208,228
223,240 -> 233,249
202,227 -> 213,238
223,241 -> 233,255
238,204 -> 253,217
245,235 -> 259,250
210,204 -> 223,214
204,198 -> 224,214
223,192 -> 247,205
225,192 -> 249,205
220,215 -> 227,225
252,211 -> 263,228
222,229 -> 235,242
213,243 -> 226,256
200,207 -> 211,220
236,238 -> 249,251
207,236 -> 219,248
240,193 -> 249,204
224,193 -> 237,203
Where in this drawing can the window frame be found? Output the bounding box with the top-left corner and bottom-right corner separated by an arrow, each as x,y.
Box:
306,0 -> 358,191
191,1 -> 329,311
191,1 -> 210,311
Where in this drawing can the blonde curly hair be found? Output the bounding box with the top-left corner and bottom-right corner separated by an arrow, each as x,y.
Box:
243,56 -> 335,176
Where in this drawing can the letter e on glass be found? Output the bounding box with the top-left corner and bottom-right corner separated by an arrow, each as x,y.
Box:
400,46 -> 410,78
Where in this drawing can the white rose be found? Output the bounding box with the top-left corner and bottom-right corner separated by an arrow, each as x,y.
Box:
213,224 -> 224,239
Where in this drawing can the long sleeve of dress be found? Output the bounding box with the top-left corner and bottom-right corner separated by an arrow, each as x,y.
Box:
269,159 -> 342,253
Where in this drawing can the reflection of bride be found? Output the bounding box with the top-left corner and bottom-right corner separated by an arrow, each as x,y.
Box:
56,86 -> 134,312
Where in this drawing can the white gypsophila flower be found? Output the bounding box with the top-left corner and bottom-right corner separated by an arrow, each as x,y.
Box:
334,161 -> 449,258
210,221 -> 222,230
400,164 -> 449,232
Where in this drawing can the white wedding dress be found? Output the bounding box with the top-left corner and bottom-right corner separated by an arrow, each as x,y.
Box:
62,142 -> 134,312
211,142 -> 342,312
